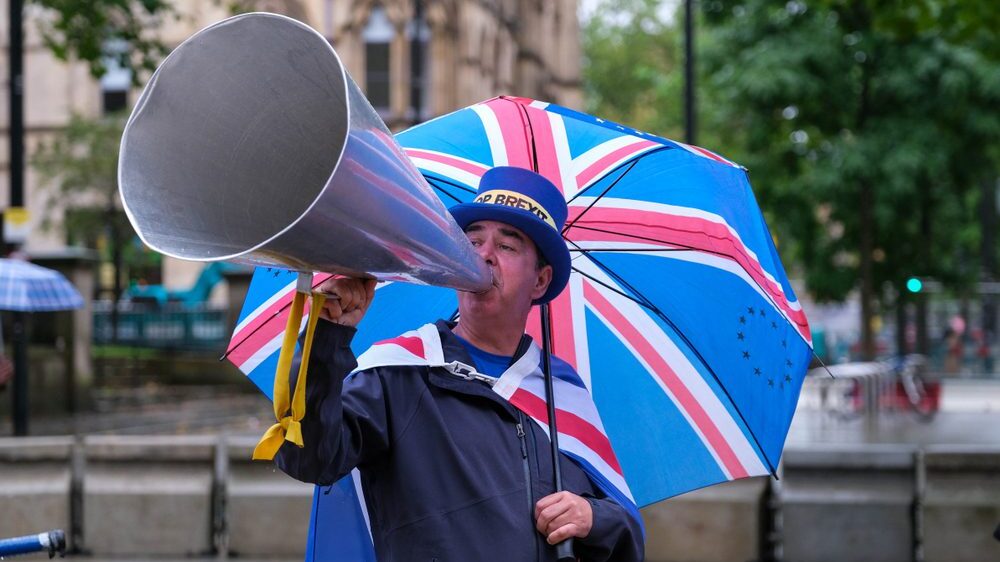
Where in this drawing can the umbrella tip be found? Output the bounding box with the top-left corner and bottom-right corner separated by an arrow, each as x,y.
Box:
810,349 -> 836,379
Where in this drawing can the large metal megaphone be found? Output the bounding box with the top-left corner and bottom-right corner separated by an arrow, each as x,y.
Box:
119,12 -> 490,292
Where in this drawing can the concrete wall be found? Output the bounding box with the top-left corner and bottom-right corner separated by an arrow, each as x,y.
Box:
0,436 -> 73,540
780,445 -> 918,562
0,434 -> 313,558
225,437 -> 314,558
2,439 -> 1000,560
921,446 -> 1000,562
82,436 -> 216,556
642,477 -> 767,562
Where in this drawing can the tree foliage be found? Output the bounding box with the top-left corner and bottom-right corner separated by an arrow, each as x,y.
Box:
31,114 -> 158,295
699,0 -> 1000,303
583,0 -> 685,140
32,113 -> 124,231
29,0 -> 173,85
583,0 -> 1000,357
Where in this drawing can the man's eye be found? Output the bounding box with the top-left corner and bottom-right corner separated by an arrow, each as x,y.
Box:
500,244 -> 516,252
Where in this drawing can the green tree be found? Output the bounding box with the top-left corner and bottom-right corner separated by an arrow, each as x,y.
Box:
29,0 -> 173,85
583,0 -> 686,139
31,114 -> 158,303
700,0 -> 1000,358
23,1 -> 174,302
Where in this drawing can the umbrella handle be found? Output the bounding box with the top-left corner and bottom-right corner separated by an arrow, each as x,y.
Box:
555,540 -> 575,561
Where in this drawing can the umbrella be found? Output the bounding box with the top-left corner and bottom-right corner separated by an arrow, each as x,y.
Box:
0,258 -> 84,436
226,96 -> 813,558
0,258 -> 84,311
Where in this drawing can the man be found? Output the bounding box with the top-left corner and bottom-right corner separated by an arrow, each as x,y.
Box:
276,166 -> 644,561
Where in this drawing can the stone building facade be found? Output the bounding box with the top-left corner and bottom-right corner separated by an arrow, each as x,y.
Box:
0,0 -> 581,290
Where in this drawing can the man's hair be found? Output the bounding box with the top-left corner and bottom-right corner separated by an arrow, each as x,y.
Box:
536,253 -> 549,271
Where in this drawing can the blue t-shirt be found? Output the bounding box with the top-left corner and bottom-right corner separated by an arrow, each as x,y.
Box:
453,333 -> 513,379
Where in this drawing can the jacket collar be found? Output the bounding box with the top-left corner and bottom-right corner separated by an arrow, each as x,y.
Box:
430,319 -> 534,420
433,319 -> 534,367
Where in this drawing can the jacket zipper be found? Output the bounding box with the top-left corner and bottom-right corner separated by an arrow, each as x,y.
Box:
517,412 -> 542,561
516,418 -> 532,514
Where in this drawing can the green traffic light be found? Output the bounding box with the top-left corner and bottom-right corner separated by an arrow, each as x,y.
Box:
906,277 -> 923,293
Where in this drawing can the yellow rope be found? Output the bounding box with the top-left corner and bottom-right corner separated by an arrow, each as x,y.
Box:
253,290 -> 327,461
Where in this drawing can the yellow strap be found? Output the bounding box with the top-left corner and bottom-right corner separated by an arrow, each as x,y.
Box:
253,290 -> 327,461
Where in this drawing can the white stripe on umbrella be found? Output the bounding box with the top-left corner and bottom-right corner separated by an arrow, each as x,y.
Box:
579,262 -> 770,479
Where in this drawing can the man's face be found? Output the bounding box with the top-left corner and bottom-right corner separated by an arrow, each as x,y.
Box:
458,220 -> 553,322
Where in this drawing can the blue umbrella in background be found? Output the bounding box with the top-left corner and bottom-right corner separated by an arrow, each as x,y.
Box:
226,96 -> 813,559
0,258 -> 84,436
0,258 -> 84,311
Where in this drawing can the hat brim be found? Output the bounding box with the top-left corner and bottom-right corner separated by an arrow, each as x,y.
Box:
449,202 -> 570,305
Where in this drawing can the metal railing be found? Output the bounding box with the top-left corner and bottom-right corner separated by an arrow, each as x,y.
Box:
92,301 -> 229,350
806,355 -> 939,424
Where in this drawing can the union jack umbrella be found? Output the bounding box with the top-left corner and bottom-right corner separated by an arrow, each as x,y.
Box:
226,96 -> 813,559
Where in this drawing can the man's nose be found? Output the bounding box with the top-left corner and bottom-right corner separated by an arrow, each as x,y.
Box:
475,241 -> 496,265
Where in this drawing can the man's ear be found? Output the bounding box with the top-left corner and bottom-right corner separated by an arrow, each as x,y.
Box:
532,264 -> 553,301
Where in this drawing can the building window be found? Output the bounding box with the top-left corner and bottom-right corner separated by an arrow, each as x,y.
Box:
103,90 -> 128,113
407,5 -> 431,122
101,39 -> 131,114
363,6 -> 394,112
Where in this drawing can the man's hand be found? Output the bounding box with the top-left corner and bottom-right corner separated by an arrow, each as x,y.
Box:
534,491 -> 593,545
315,277 -> 377,328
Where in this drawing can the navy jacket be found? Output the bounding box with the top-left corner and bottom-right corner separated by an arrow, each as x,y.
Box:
276,320 -> 644,561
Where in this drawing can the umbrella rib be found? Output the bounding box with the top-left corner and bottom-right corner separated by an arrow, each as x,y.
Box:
565,146 -> 672,207
571,245 -> 665,317
565,225 -> 813,349
564,224 -> 689,248
567,224 -> 763,264
512,99 -> 540,174
424,176 -> 475,203
568,247 -> 692,253
570,266 -> 657,313
563,159 -> 640,233
424,174 -> 477,194
427,182 -> 462,203
564,238 -> 662,314
219,303 -> 293,361
575,246 -> 779,476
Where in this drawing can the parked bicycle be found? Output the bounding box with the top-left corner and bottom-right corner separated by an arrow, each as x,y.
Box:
815,354 -> 940,422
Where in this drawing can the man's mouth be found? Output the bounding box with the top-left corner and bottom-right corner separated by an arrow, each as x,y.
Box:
490,268 -> 503,290
470,267 -> 501,297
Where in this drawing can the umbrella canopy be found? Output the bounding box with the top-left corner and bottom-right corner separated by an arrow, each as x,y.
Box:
397,96 -> 814,499
0,259 -> 83,312
227,96 -> 813,556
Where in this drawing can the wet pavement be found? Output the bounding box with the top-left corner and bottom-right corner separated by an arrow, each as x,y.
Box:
788,378 -> 1000,446
5,375 -> 1000,448
0,385 -> 271,437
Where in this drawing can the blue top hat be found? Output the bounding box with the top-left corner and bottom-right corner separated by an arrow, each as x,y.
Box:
449,166 -> 571,305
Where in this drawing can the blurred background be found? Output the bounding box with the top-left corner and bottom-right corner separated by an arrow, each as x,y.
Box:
0,0 -> 997,560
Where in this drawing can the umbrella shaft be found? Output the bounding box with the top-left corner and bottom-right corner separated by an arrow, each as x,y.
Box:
540,304 -> 563,491
12,311 -> 28,436
540,304 -> 575,559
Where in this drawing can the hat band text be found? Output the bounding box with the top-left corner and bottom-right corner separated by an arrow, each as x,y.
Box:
473,189 -> 557,229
